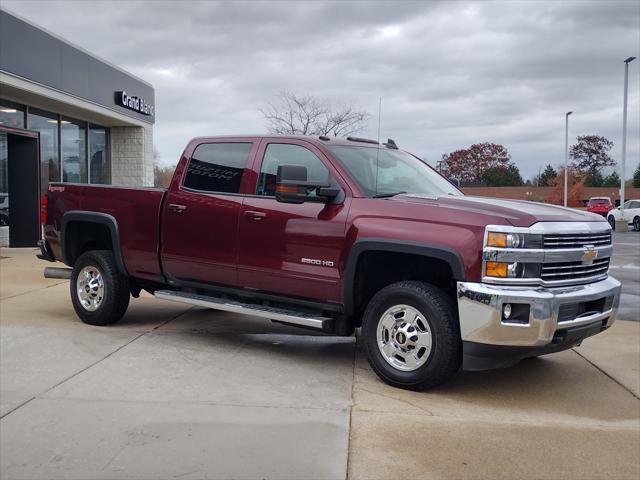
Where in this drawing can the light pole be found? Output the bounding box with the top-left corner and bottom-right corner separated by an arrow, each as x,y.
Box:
620,56 -> 635,216
564,111 -> 573,207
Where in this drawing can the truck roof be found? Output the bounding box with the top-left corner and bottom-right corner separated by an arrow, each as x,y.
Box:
186,134 -> 400,149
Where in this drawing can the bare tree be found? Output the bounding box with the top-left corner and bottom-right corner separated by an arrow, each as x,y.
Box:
261,91 -> 370,137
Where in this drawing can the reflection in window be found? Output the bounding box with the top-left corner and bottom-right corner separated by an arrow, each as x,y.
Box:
257,143 -> 329,197
183,143 -> 252,193
0,132 -> 8,227
0,99 -> 25,128
61,118 -> 87,183
27,108 -> 59,192
89,125 -> 110,184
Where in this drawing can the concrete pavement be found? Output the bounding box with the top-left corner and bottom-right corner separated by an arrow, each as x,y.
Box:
1,249 -> 352,480
609,231 -> 640,322
1,247 -> 639,480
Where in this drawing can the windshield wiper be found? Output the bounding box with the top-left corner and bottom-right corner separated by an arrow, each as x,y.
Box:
373,191 -> 406,198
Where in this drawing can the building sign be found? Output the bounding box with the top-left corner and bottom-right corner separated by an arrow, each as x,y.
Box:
115,91 -> 154,116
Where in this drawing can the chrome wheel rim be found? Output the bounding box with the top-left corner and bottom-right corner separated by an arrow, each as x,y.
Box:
76,266 -> 105,311
376,304 -> 432,372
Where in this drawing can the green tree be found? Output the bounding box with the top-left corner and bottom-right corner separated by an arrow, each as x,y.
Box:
633,164 -> 640,188
584,168 -> 604,187
602,171 -> 621,187
538,164 -> 558,186
570,135 -> 615,173
480,164 -> 524,186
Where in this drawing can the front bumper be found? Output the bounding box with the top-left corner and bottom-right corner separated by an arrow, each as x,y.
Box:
457,276 -> 621,370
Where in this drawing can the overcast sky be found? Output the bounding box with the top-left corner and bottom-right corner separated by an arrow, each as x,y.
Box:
5,0 -> 640,179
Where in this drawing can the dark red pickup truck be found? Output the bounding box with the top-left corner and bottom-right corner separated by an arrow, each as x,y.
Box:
38,135 -> 621,390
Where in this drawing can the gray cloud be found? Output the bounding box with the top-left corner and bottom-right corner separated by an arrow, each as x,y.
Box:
4,0 -> 639,180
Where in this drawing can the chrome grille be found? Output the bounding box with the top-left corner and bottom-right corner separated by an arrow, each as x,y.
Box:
543,232 -> 611,249
541,258 -> 610,283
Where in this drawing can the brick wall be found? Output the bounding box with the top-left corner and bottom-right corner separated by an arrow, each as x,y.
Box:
462,186 -> 640,204
110,125 -> 154,186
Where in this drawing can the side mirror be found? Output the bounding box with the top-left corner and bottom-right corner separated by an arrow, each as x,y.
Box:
275,165 -> 341,204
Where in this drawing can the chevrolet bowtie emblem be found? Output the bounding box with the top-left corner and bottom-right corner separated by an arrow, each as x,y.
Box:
582,245 -> 598,265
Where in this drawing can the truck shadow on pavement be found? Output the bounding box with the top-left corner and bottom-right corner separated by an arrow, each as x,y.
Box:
351,338 -> 638,423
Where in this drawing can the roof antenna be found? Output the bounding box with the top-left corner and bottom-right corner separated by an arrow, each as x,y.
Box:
375,97 -> 382,196
377,97 -> 382,145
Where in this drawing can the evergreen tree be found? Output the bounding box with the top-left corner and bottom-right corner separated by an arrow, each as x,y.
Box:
584,168 -> 604,187
480,163 -> 524,186
538,164 -> 558,186
602,171 -> 621,187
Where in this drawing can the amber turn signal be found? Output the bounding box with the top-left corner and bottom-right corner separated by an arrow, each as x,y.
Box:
485,261 -> 508,277
275,185 -> 299,193
486,232 -> 507,248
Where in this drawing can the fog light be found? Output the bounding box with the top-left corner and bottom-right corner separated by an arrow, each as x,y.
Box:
503,303 -> 512,319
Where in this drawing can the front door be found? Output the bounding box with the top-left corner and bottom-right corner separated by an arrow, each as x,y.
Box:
0,127 -> 40,247
238,140 -> 350,304
161,140 -> 257,287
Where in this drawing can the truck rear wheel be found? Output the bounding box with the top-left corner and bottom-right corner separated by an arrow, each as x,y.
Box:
70,250 -> 130,326
361,281 -> 461,390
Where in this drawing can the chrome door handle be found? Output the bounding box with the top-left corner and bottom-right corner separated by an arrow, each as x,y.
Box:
244,210 -> 267,220
168,203 -> 187,213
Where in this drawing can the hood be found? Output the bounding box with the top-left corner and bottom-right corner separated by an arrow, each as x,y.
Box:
392,194 -> 606,227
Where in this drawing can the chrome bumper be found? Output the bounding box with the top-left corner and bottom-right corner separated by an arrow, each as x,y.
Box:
457,276 -> 621,347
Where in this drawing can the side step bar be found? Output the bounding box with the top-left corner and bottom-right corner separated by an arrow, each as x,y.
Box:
155,290 -> 333,331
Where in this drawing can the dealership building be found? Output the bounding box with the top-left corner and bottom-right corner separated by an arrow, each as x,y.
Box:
0,8 -> 155,247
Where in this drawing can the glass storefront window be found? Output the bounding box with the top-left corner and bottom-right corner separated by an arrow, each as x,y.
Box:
89,125 -> 110,184
61,118 -> 87,183
0,132 -> 8,227
0,99 -> 25,129
27,108 -> 60,192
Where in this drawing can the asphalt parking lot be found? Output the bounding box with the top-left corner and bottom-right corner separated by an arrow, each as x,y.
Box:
0,233 -> 638,480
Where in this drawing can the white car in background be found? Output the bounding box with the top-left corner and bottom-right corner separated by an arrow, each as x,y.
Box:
607,199 -> 640,231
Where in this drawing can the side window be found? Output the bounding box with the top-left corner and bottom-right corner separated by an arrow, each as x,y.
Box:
257,143 -> 330,197
183,142 -> 252,193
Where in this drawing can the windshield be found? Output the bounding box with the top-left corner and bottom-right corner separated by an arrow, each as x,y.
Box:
328,146 -> 462,197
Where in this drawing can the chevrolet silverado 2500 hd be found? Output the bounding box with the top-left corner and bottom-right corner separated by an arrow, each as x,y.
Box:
38,135 -> 622,390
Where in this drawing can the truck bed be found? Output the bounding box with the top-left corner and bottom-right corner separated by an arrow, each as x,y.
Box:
44,183 -> 167,282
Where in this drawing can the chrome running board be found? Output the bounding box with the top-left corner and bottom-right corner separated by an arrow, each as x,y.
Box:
155,290 -> 333,331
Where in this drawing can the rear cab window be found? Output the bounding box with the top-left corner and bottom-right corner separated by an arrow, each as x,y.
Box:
183,142 -> 253,194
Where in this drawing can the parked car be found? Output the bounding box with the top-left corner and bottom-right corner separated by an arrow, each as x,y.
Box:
37,135 -> 621,390
607,199 -> 640,231
587,197 -> 613,217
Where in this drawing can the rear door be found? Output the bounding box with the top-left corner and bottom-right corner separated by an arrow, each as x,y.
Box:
237,139 -> 351,304
625,201 -> 640,223
161,140 -> 258,287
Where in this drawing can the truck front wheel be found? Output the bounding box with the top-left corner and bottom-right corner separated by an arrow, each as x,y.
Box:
70,250 -> 130,326
362,281 -> 461,390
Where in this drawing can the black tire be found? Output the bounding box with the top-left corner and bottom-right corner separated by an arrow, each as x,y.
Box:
608,215 -> 615,229
70,250 -> 130,326
633,216 -> 640,232
361,281 -> 461,390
